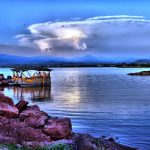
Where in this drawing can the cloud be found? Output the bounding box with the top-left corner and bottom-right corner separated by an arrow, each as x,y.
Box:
15,15 -> 150,57
0,43 -> 48,56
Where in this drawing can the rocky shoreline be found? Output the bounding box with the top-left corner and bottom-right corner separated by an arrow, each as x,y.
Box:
0,93 -> 138,150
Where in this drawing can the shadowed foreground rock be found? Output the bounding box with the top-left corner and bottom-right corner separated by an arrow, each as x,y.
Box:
0,93 -> 138,150
15,99 -> 28,113
72,133 -> 138,150
43,118 -> 72,140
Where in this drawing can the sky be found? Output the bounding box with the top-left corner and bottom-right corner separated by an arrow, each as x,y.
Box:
1,0 -> 150,58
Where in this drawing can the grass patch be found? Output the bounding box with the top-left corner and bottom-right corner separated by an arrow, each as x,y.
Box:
0,144 -> 74,150
0,144 -> 28,150
42,144 -> 74,150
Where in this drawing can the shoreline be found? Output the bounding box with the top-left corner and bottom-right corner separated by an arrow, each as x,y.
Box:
0,93 -> 138,150
1,64 -> 150,69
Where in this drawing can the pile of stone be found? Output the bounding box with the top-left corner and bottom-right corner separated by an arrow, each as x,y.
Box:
0,92 -> 138,150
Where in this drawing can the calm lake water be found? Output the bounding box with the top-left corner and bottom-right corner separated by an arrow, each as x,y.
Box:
1,67 -> 150,150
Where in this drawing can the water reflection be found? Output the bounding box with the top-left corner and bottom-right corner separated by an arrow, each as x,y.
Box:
1,85 -> 52,102
1,67 -> 150,149
61,90 -> 81,106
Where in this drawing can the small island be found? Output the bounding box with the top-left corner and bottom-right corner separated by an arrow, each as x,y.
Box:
128,71 -> 150,76
0,93 -> 137,150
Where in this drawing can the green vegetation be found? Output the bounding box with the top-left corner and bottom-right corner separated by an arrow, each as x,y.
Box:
116,63 -> 150,68
0,144 -> 27,150
44,144 -> 74,150
0,144 -> 74,150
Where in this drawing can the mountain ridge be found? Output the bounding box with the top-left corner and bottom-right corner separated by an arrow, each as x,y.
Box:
0,54 -> 146,65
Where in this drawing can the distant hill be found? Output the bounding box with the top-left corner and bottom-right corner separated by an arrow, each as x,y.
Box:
70,55 -> 136,64
0,54 -> 68,65
133,59 -> 150,64
0,54 -> 27,65
0,54 -> 142,66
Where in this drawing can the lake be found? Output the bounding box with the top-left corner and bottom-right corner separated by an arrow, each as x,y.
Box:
1,67 -> 150,150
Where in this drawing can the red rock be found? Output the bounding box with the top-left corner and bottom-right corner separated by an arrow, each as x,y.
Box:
43,118 -> 72,139
0,116 -> 51,147
26,105 -> 40,111
15,100 -> 29,113
0,93 -> 18,118
20,105 -> 48,128
18,127 -> 51,143
24,115 -> 48,128
0,92 -> 14,106
19,106 -> 41,118
0,103 -> 18,118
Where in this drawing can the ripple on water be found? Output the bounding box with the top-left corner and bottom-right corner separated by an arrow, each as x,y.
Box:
1,67 -> 150,149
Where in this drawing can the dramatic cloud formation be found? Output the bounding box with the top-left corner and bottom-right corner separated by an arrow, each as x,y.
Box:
14,15 -> 150,57
0,15 -> 149,57
16,21 -> 88,52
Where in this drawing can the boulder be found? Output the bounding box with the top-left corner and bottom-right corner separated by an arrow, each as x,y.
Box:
25,105 -> 40,111
72,133 -> 137,150
43,118 -> 72,140
0,93 -> 18,118
15,100 -> 28,113
20,105 -> 48,128
0,116 -> 51,148
72,133 -> 98,150
0,93 -> 14,106
24,115 -> 48,128
0,103 -> 18,118
19,105 -> 42,119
